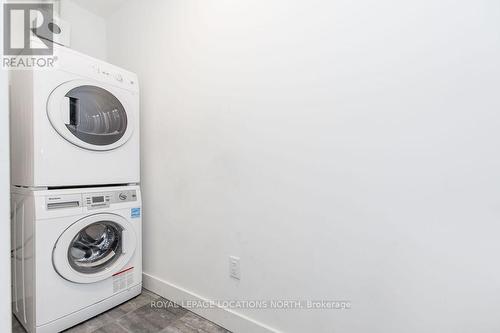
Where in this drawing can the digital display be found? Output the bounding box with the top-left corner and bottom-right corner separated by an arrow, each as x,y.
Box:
92,196 -> 104,203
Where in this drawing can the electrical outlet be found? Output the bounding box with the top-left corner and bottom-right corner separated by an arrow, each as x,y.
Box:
229,256 -> 241,280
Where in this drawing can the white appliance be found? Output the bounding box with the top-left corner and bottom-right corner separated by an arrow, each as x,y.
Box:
10,43 -> 140,187
11,185 -> 142,333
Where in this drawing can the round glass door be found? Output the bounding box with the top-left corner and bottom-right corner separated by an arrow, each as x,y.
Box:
53,213 -> 137,284
47,80 -> 136,151
68,221 -> 123,274
65,85 -> 128,146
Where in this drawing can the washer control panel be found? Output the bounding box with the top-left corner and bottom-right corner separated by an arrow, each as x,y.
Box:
115,190 -> 137,202
84,190 -> 137,210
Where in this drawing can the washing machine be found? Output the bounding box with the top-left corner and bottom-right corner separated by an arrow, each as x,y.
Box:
11,185 -> 142,333
10,42 -> 140,187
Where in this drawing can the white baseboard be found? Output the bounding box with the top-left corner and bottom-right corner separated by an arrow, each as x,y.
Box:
143,272 -> 281,333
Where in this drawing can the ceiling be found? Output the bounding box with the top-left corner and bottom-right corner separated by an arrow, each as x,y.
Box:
71,0 -> 128,17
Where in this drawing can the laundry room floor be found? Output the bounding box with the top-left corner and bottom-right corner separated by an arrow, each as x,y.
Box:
12,289 -> 231,333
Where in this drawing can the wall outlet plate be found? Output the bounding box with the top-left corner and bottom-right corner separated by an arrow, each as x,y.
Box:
229,256 -> 241,280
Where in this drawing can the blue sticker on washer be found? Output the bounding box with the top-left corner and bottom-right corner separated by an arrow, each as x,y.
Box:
131,208 -> 141,218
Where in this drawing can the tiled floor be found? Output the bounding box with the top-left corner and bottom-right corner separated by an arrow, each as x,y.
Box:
12,289 -> 231,333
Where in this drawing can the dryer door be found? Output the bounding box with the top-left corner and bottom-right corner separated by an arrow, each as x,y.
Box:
53,213 -> 137,284
47,80 -> 135,151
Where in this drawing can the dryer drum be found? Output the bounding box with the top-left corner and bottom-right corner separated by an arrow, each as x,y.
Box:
65,85 -> 128,146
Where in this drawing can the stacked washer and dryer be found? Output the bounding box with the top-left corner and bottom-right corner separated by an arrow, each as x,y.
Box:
10,44 -> 142,333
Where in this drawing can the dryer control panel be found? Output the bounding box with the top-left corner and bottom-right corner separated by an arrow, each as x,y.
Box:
84,190 -> 137,210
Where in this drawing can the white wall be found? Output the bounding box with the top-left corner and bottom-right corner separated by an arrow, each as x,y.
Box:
1,0 -> 12,331
60,0 -> 107,60
107,1 -> 500,332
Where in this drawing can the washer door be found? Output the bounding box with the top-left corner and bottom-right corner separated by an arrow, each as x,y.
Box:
53,213 -> 137,284
47,80 -> 135,151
